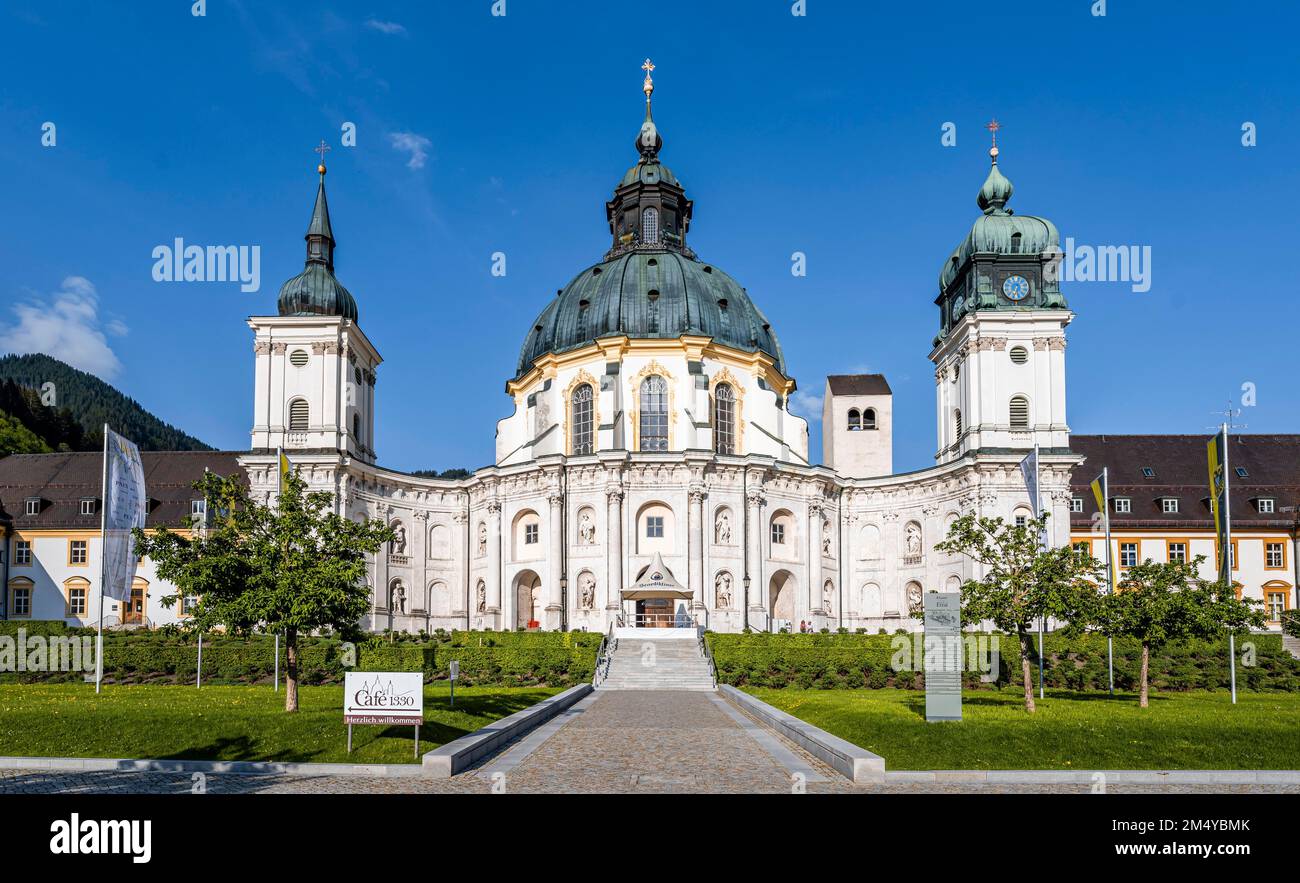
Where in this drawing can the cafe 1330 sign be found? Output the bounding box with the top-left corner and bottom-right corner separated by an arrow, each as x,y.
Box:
344,672 -> 424,726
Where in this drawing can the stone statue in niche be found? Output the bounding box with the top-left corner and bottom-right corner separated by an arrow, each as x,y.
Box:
476,582 -> 486,613
579,573 -> 596,610
906,583 -> 923,613
823,581 -> 834,611
391,581 -> 407,614
822,518 -> 833,558
715,510 -> 732,545
715,572 -> 733,609
578,510 -> 596,545
390,523 -> 407,555
905,523 -> 923,556
477,523 -> 487,557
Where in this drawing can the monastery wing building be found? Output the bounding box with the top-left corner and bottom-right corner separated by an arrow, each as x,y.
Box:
2,66 -> 1295,634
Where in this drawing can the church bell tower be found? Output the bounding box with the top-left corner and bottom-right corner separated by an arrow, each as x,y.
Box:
930,124 -> 1072,464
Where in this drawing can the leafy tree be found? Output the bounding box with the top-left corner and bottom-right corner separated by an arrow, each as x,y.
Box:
1093,556 -> 1265,707
0,409 -> 53,454
134,471 -> 392,711
936,513 -> 1102,712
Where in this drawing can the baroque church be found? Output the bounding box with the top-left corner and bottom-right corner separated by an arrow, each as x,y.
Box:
238,62 -> 1080,635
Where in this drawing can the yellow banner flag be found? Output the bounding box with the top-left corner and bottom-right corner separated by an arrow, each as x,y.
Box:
278,448 -> 291,495
1090,476 -> 1106,516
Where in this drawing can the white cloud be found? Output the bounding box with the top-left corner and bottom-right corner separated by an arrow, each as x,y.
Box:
790,390 -> 824,424
365,18 -> 407,35
0,276 -> 125,380
389,132 -> 432,169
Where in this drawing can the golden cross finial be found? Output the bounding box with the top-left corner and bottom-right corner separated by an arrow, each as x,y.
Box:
641,57 -> 655,97
314,139 -> 331,174
985,119 -> 1001,162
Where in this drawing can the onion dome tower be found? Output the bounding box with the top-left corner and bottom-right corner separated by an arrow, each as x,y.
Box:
933,122 -> 1067,347
930,122 -> 1073,465
276,152 -> 359,321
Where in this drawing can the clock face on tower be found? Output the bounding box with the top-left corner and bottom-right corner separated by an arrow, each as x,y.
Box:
1002,274 -> 1030,302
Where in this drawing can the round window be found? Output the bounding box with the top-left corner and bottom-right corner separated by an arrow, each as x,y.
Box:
289,349 -> 309,367
1009,346 -> 1028,365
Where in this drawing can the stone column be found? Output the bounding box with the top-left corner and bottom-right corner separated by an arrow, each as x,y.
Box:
546,490 -> 565,630
605,485 -> 624,615
808,502 -> 825,616
414,511 -> 429,625
486,500 -> 502,620
688,484 -> 705,611
452,511 -> 469,617
746,487 -> 765,616
844,512 -> 859,618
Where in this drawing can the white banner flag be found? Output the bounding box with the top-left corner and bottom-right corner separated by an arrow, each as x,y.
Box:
1018,447 -> 1039,516
102,427 -> 146,602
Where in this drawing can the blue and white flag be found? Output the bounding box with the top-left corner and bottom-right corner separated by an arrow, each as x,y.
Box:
102,427 -> 146,602
1018,446 -> 1049,548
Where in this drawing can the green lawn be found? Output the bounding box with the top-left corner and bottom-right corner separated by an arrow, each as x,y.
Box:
0,683 -> 561,764
746,688 -> 1300,770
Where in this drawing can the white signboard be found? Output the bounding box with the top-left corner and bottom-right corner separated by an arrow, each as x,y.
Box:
924,592 -> 963,722
448,660 -> 460,681
343,671 -> 424,726
102,427 -> 147,602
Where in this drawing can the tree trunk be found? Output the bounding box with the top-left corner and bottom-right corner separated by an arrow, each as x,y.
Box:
1139,642 -> 1150,708
1019,631 -> 1037,713
284,627 -> 299,713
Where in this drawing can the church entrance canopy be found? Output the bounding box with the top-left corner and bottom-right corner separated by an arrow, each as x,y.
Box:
622,553 -> 692,601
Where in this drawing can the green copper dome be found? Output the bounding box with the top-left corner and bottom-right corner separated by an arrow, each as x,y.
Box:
277,168 -> 359,321
516,250 -> 786,377
939,150 -> 1059,293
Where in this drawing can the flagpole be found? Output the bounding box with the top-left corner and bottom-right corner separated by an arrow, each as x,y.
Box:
95,424 -> 109,694
1102,466 -> 1115,696
1223,423 -> 1237,705
1035,443 -> 1044,701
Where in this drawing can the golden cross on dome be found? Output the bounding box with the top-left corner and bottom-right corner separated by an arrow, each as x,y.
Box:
641,58 -> 655,96
314,139 -> 331,173
985,119 -> 1001,147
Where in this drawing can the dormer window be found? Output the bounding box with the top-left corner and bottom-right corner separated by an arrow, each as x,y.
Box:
1257,498 -> 1275,514
79,498 -> 97,516
1113,498 -> 1132,514
1160,498 -> 1179,514
24,498 -> 40,517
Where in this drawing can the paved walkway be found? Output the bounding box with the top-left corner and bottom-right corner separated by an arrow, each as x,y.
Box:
2,689 -> 1297,794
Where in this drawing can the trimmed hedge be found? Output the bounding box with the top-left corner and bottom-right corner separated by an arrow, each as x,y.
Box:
0,623 -> 601,688
705,631 -> 1300,693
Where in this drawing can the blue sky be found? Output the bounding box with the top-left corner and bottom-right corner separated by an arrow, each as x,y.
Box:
1,0 -> 1296,472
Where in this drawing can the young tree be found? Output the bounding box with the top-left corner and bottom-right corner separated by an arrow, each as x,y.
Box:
936,513 -> 1102,712
1095,556 -> 1265,707
134,471 -> 392,712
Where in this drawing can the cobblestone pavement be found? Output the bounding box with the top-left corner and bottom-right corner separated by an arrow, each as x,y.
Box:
2,688 -> 1297,795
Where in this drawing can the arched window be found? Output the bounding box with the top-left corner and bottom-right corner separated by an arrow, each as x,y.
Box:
713,383 -> 735,454
1009,395 -> 1029,429
641,207 -> 659,244
571,383 -> 594,455
352,413 -> 361,441
954,408 -> 963,440
847,408 -> 861,431
639,375 -> 668,451
862,408 -> 877,430
288,398 -> 309,431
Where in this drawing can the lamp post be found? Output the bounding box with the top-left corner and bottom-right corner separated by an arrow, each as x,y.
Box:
742,575 -> 751,631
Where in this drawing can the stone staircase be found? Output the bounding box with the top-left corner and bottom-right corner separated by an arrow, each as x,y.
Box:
1284,634 -> 1300,661
597,635 -> 716,691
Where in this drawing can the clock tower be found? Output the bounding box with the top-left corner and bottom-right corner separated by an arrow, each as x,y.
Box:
930,128 -> 1072,464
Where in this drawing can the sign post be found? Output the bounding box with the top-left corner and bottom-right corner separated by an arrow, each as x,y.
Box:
343,671 -> 425,757
449,660 -> 459,707
924,592 -> 962,722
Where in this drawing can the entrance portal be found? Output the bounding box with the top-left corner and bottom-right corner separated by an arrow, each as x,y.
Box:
635,598 -> 673,628
514,571 -> 542,629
